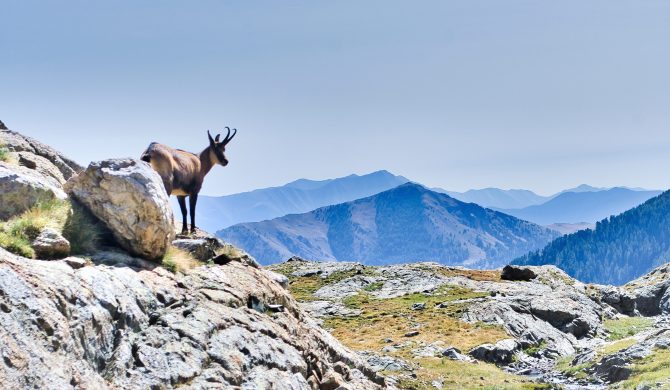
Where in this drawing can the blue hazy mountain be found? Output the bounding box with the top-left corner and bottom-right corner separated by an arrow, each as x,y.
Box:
514,190 -> 670,285
175,170 -> 409,233
217,183 -> 558,267
497,188 -> 661,225
439,188 -> 548,209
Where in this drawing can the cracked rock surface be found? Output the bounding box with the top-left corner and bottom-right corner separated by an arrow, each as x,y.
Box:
0,247 -> 383,389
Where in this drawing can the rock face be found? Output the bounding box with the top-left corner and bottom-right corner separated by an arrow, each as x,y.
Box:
0,247 -> 383,389
0,162 -> 67,219
0,128 -> 82,183
65,159 -> 175,260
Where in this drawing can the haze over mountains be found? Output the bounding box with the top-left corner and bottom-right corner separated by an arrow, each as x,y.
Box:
218,183 -> 558,267
177,170 -> 408,233
514,190 -> 670,285
176,169 -> 659,235
497,188 -> 662,225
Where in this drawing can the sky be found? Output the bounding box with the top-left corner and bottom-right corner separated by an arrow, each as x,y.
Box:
2,1 -> 670,196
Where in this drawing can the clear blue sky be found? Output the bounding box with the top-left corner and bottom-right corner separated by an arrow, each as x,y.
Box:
2,1 -> 669,196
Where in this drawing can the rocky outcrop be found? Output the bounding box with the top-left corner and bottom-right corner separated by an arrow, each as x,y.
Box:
0,128 -> 82,183
0,162 -> 67,219
0,247 -> 383,389
65,159 -> 175,260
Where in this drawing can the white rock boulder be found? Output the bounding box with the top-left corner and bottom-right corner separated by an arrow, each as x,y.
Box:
65,158 -> 174,260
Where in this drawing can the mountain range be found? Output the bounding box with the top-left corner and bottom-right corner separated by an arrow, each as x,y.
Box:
217,183 -> 558,267
496,187 -> 662,225
513,190 -> 670,285
177,170 -> 408,233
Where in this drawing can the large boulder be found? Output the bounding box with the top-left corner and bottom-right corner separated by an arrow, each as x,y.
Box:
0,162 -> 67,220
65,159 -> 174,260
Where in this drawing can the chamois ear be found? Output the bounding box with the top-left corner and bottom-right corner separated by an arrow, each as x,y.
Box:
215,134 -> 221,142
207,130 -> 216,147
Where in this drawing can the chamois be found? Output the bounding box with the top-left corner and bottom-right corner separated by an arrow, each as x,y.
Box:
141,128 -> 237,235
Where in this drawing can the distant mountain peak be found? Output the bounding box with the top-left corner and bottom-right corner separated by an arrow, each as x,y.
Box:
179,170 -> 410,232
218,185 -> 557,267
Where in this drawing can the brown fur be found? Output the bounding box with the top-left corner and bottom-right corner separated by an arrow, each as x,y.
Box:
141,129 -> 235,234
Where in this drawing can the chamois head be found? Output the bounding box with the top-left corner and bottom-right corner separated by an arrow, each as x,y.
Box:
207,127 -> 236,166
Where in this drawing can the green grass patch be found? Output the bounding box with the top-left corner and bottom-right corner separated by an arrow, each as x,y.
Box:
0,146 -> 8,162
614,347 -> 670,389
604,316 -> 654,341
523,340 -> 548,356
363,281 -> 384,292
0,199 -> 105,258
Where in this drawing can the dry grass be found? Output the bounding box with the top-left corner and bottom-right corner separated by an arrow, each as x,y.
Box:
324,286 -> 505,354
162,246 -> 201,273
273,263 -> 543,387
0,199 -> 105,258
437,267 -> 502,282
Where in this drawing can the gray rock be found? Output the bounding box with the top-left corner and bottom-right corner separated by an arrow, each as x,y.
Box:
469,339 -> 518,364
65,159 -> 175,260
0,246 -> 384,389
170,237 -> 228,262
264,270 -> 289,289
359,352 -> 411,372
315,276 -> 379,299
0,162 -> 67,220
16,151 -> 67,185
411,302 -> 426,310
31,227 -> 70,259
299,300 -> 361,318
501,265 -> 537,281
63,256 -> 87,269
404,330 -> 420,337
0,129 -> 82,181
441,346 -> 475,362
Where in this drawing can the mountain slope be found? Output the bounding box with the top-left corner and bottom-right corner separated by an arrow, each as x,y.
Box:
513,190 -> 670,285
177,170 -> 408,232
218,183 -> 558,267
497,188 -> 661,225
438,188 -> 548,209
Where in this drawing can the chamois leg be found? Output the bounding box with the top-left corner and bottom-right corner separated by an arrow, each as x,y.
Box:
177,196 -> 188,235
189,193 -> 198,234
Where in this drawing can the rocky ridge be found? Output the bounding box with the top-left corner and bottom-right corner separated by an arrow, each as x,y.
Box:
0,125 -> 383,389
270,258 -> 670,389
